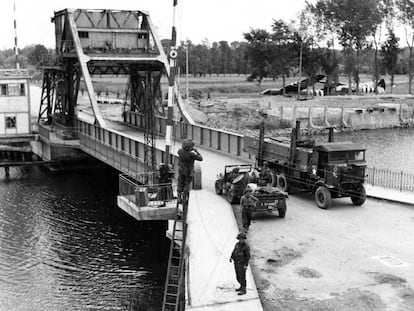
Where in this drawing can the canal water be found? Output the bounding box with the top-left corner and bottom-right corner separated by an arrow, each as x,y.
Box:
0,165 -> 168,311
0,124 -> 413,310
309,127 -> 414,173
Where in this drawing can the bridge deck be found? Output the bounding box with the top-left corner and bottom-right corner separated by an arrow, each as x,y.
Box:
76,113 -> 263,310
187,189 -> 262,310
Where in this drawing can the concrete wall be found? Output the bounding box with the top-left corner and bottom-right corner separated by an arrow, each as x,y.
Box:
270,104 -> 413,129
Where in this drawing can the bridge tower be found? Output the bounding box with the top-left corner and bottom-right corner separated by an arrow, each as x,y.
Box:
38,9 -> 188,169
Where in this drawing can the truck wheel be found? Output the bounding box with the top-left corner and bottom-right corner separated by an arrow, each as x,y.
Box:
215,180 -> 223,195
277,174 -> 289,192
277,199 -> 287,218
227,189 -> 238,204
315,186 -> 331,209
351,185 -> 366,206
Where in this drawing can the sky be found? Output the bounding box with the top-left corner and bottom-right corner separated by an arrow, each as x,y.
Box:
0,0 -> 310,49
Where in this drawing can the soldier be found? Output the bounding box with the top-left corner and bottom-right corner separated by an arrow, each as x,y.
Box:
258,161 -> 273,186
227,167 -> 241,188
177,139 -> 203,203
240,187 -> 258,231
230,232 -> 250,295
157,163 -> 174,201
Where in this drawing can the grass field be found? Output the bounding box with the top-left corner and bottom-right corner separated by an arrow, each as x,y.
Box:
88,73 -> 414,99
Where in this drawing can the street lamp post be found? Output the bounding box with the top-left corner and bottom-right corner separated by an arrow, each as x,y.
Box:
297,38 -> 303,100
185,43 -> 189,101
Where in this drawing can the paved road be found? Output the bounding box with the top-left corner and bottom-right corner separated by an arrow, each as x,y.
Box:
196,145 -> 414,310
247,191 -> 414,310
85,114 -> 414,310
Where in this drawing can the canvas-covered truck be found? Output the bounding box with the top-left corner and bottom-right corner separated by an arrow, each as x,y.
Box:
244,121 -> 367,209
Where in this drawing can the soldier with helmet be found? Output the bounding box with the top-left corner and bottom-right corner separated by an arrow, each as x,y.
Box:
230,232 -> 250,295
240,187 -> 258,231
177,138 -> 203,203
258,161 -> 273,186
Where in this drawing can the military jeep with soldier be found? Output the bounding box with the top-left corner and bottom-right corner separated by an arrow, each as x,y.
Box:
214,164 -> 288,217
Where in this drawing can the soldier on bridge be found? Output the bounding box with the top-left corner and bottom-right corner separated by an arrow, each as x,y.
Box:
230,232 -> 250,296
177,139 -> 203,203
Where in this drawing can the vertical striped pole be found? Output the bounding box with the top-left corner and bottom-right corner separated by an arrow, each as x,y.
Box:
14,1 -> 20,69
165,0 -> 178,164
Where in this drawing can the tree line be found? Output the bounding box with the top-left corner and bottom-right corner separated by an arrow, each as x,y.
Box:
2,0 -> 414,94
165,0 -> 414,95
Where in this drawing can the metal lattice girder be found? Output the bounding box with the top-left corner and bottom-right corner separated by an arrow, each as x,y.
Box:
66,11 -> 106,127
125,68 -> 162,170
38,68 -> 63,125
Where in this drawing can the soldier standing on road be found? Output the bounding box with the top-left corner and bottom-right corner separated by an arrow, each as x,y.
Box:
177,139 -> 203,203
240,188 -> 258,232
230,232 -> 250,295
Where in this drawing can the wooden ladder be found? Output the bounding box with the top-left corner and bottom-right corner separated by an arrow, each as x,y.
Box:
162,195 -> 189,311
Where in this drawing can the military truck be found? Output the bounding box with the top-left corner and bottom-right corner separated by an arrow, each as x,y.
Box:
244,121 -> 367,209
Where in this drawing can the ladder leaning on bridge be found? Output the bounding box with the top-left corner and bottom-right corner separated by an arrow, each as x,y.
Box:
162,194 -> 189,311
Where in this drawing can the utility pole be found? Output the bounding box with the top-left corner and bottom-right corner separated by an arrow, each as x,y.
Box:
165,0 -> 178,164
14,1 -> 20,69
297,12 -> 306,100
297,39 -> 303,100
186,43 -> 189,101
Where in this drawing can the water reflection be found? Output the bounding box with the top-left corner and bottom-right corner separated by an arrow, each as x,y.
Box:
308,127 -> 414,173
0,166 -> 168,311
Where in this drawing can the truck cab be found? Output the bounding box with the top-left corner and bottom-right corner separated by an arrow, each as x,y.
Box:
243,121 -> 368,209
311,142 -> 367,208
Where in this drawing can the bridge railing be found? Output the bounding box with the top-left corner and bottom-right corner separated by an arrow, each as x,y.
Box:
124,111 -> 251,159
75,118 -> 179,176
124,111 -> 414,192
366,167 -> 414,192
119,173 -> 177,208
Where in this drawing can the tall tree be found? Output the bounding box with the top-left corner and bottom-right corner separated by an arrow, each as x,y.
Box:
243,29 -> 272,84
300,40 -> 324,97
311,0 -> 383,94
270,20 -> 296,95
210,42 -> 221,76
381,29 -> 400,93
306,1 -> 340,94
27,44 -> 48,66
218,41 -> 232,75
397,0 -> 414,94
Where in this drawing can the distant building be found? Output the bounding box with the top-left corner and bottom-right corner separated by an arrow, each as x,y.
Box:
0,69 -> 31,136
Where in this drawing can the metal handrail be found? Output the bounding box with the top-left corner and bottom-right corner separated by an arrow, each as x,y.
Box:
119,173 -> 176,207
366,167 -> 414,192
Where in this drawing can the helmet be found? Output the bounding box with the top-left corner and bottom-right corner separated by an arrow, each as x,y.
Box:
244,186 -> 253,194
182,139 -> 194,150
232,167 -> 240,173
237,232 -> 247,240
